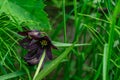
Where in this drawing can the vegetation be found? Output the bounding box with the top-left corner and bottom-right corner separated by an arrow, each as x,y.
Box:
0,0 -> 120,80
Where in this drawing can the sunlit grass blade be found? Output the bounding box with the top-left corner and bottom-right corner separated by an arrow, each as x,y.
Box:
33,50 -> 46,80
103,44 -> 108,80
53,41 -> 91,47
0,70 -> 25,80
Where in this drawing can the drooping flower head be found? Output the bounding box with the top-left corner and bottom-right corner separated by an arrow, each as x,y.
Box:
18,30 -> 41,49
36,36 -> 57,59
18,29 -> 57,65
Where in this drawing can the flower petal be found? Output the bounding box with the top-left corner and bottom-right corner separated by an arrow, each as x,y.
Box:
24,48 -> 44,65
26,57 -> 39,65
24,50 -> 37,60
28,30 -> 41,40
36,48 -> 44,58
51,44 -> 58,49
18,30 -> 41,40
18,31 -> 29,36
24,53 -> 39,65
46,48 -> 52,60
28,40 -> 39,50
19,37 -> 32,49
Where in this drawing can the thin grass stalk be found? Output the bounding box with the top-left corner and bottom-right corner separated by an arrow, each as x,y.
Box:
33,50 -> 46,80
62,0 -> 67,42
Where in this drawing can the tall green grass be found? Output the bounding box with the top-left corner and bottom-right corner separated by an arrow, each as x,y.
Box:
0,0 -> 120,80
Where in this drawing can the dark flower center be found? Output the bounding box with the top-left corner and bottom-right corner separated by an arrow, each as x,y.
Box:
40,40 -> 48,47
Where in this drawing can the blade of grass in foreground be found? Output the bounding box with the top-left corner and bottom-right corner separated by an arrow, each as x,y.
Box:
0,70 -> 25,80
104,0 -> 120,80
35,43 -> 75,80
103,44 -> 108,80
33,50 -> 46,80
53,41 -> 91,47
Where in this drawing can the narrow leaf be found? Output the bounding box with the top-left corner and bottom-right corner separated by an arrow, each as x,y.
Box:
0,71 -> 25,80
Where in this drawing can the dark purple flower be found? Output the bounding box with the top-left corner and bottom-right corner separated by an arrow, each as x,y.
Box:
18,30 -> 57,65
18,30 -> 41,49
24,36 -> 57,65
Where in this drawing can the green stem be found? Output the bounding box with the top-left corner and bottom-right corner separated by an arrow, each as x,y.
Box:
103,44 -> 108,80
33,50 -> 46,80
63,0 -> 67,42
74,0 -> 77,27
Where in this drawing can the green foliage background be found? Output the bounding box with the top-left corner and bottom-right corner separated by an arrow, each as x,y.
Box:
0,0 -> 120,80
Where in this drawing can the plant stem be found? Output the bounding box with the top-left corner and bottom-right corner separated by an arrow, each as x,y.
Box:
33,50 -> 46,80
63,0 -> 67,42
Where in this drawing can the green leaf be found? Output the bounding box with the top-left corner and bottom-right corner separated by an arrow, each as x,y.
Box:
0,0 -> 51,30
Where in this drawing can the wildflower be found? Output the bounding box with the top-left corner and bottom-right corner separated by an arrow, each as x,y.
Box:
18,30 -> 57,65
18,30 -> 41,49
24,36 -> 57,65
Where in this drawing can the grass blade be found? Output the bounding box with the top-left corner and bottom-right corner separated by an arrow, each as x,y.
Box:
62,0 -> 67,42
0,70 -> 25,80
105,0 -> 120,79
103,44 -> 108,80
53,41 -> 91,47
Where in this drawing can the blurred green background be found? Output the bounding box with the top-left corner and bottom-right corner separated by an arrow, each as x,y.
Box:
0,0 -> 120,80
